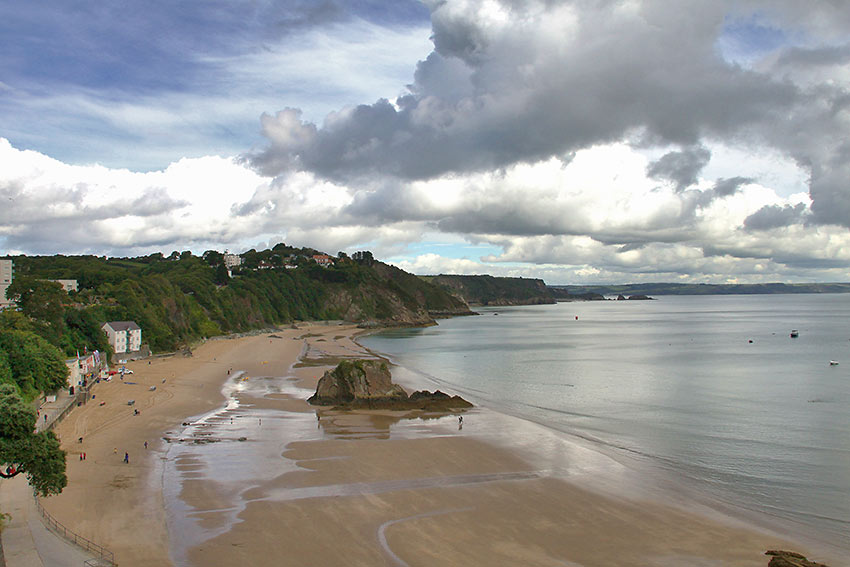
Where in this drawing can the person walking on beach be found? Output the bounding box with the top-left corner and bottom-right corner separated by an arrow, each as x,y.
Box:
124,452 -> 129,464
144,441 -> 148,449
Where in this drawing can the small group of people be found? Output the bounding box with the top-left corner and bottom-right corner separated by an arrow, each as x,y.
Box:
79,452 -> 87,460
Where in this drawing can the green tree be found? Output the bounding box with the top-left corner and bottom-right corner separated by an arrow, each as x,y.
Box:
0,384 -> 67,496
0,330 -> 69,397
214,263 -> 230,285
6,277 -> 66,329
0,309 -> 37,333
203,250 -> 223,266
0,350 -> 12,387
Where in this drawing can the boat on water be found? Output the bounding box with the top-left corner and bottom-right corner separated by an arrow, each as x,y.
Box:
790,329 -> 799,338
829,360 -> 839,366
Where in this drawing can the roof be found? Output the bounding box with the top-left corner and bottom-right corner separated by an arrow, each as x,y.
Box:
103,321 -> 141,332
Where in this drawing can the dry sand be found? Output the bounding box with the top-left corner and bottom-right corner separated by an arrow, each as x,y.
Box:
41,323 -> 828,567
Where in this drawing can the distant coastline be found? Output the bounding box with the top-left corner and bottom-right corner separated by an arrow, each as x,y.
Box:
550,282 -> 850,296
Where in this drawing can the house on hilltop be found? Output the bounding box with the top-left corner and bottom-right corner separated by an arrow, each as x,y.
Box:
102,321 -> 142,354
312,254 -> 333,267
223,253 -> 242,269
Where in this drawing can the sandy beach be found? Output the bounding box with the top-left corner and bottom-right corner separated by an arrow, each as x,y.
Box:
40,323 -> 828,567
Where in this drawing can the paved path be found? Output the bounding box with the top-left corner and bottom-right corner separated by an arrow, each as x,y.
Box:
0,389 -> 99,567
0,476 -> 94,567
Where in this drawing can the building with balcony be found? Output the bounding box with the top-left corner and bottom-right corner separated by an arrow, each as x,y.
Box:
102,321 -> 142,354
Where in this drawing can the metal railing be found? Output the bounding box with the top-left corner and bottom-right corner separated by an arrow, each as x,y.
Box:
33,495 -> 115,566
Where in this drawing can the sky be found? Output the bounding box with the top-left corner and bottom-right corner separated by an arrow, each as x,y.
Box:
1,0 -> 849,284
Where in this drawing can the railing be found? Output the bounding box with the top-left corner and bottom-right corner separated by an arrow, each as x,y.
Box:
45,395 -> 81,432
33,495 -> 115,566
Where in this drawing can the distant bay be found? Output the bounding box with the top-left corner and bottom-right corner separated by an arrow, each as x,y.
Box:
361,294 -> 850,552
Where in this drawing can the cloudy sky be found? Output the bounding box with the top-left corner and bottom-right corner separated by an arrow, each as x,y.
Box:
2,1 -> 849,284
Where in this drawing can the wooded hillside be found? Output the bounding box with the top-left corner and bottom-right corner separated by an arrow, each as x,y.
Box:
3,248 -> 472,359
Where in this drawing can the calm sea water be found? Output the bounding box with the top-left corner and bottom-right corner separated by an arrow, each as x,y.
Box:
361,294 -> 850,551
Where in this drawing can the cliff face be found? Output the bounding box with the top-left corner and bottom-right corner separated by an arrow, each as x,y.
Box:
427,275 -> 555,306
369,262 -> 474,318
321,261 -> 474,326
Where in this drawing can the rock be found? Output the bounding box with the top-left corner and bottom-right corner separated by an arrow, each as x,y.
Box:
765,550 -> 830,567
617,294 -> 626,300
308,360 -> 472,410
308,360 -> 407,405
408,390 -> 474,411
627,294 -> 654,300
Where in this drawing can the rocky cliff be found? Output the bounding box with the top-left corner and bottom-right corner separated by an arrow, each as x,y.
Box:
426,274 -> 555,306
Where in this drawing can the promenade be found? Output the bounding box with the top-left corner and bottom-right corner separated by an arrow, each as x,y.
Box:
0,388 -> 101,567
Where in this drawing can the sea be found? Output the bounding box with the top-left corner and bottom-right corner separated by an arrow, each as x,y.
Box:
360,294 -> 850,554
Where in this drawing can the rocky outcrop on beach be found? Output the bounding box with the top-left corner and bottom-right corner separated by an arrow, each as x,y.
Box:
766,550 -> 831,567
308,360 -> 407,405
308,360 -> 473,410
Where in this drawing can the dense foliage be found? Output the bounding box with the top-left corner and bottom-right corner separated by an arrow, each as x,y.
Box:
0,384 -> 67,496
0,326 -> 69,399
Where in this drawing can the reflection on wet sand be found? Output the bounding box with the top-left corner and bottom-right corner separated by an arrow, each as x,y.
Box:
315,409 -> 463,440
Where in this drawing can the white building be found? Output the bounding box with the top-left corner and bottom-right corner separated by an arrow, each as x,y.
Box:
102,321 -> 142,354
223,253 -> 242,269
49,279 -> 78,293
0,259 -> 13,309
65,350 -> 105,389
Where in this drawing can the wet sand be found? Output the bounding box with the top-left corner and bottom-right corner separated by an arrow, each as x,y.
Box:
42,323 -> 828,566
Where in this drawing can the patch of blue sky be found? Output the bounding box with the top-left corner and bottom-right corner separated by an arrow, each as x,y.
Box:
1,1 -> 430,94
715,12 -> 799,67
389,240 -> 504,262
0,0 -> 432,170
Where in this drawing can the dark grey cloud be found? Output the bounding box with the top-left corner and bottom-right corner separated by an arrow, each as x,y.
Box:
775,44 -> 850,68
247,0 -> 850,234
743,203 -> 809,231
809,158 -> 850,227
249,1 -> 799,181
713,176 -> 753,197
647,146 -> 712,192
